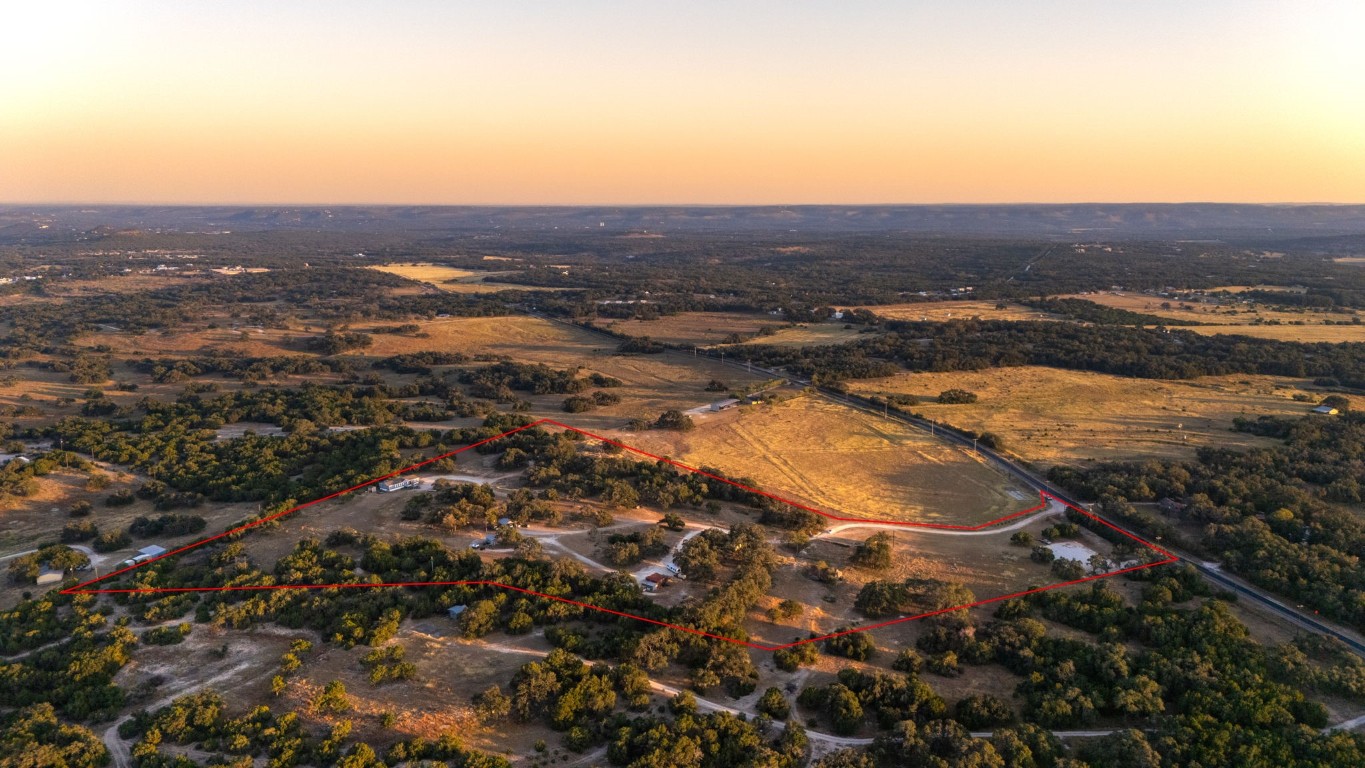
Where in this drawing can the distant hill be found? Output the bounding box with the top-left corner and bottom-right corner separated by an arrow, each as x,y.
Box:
3,203 -> 1365,242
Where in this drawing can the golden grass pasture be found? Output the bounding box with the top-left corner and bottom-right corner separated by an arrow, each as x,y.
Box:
1185,325 -> 1365,342
619,396 -> 1035,526
594,311 -> 788,346
848,367 -> 1356,465
75,325 -> 303,357
1067,291 -> 1365,341
40,273 -> 201,296
736,323 -> 867,346
369,262 -> 536,293
859,300 -> 1062,322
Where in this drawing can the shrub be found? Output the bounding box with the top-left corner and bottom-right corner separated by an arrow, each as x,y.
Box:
93,530 -> 132,553
937,389 -> 979,404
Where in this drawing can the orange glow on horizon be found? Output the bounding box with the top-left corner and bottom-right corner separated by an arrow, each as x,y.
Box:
2,2 -> 1363,204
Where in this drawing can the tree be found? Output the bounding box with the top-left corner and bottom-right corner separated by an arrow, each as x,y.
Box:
660,513 -> 686,531
1320,394 -> 1351,412
459,600 -> 499,638
851,532 -> 893,570
774,641 -> 820,672
314,680 -> 351,713
0,703 -> 109,768
757,687 -> 791,719
675,533 -> 721,581
473,685 -> 512,722
954,694 -> 1014,728
856,581 -> 910,617
825,630 -> 876,661
937,389 -> 979,404
1082,729 -> 1161,768
828,685 -> 865,736
652,410 -> 695,431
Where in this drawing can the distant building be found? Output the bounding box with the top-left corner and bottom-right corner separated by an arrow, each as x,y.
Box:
497,517 -> 513,528
117,545 -> 168,569
1158,498 -> 1187,516
447,605 -> 467,618
378,477 -> 421,492
709,398 -> 740,412
36,568 -> 64,586
1312,405 -> 1340,415
642,573 -> 671,592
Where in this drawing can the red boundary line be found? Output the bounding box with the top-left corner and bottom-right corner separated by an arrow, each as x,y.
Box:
63,418 -> 1176,651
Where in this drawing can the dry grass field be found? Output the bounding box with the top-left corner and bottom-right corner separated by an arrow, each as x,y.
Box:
593,311 -> 788,347
735,323 -> 868,346
1065,291 -> 1365,341
369,262 -> 536,293
847,366 -> 1357,465
1184,324 -> 1365,342
75,325 -> 304,357
41,273 -> 202,297
859,300 -> 1062,322
594,312 -> 866,348
618,396 -> 1035,526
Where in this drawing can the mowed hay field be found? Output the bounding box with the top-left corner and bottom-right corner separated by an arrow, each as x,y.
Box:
848,366 -> 1359,465
620,397 -> 1035,526
1064,291 -> 1365,342
858,300 -> 1062,322
735,322 -> 866,346
369,262 -> 538,293
594,311 -> 788,346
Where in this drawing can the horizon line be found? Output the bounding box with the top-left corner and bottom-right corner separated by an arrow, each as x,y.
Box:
3,200 -> 1364,209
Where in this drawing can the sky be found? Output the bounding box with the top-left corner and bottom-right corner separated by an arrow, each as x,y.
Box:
2,1 -> 1363,205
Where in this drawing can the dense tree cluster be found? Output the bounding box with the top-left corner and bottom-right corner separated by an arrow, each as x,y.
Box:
1050,412 -> 1365,630
1023,297 -> 1202,326
0,703 -> 108,768
742,319 -> 1365,386
119,689 -> 508,768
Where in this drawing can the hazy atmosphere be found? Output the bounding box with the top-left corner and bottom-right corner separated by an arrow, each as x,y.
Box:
4,0 -> 1363,204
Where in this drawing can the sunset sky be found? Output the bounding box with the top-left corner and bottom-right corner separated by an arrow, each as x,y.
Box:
3,1 -> 1363,204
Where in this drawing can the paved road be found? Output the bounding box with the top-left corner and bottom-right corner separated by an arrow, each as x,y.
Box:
529,311 -> 1365,659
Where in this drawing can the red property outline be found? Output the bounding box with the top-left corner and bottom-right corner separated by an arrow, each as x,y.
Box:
63,418 -> 1177,650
